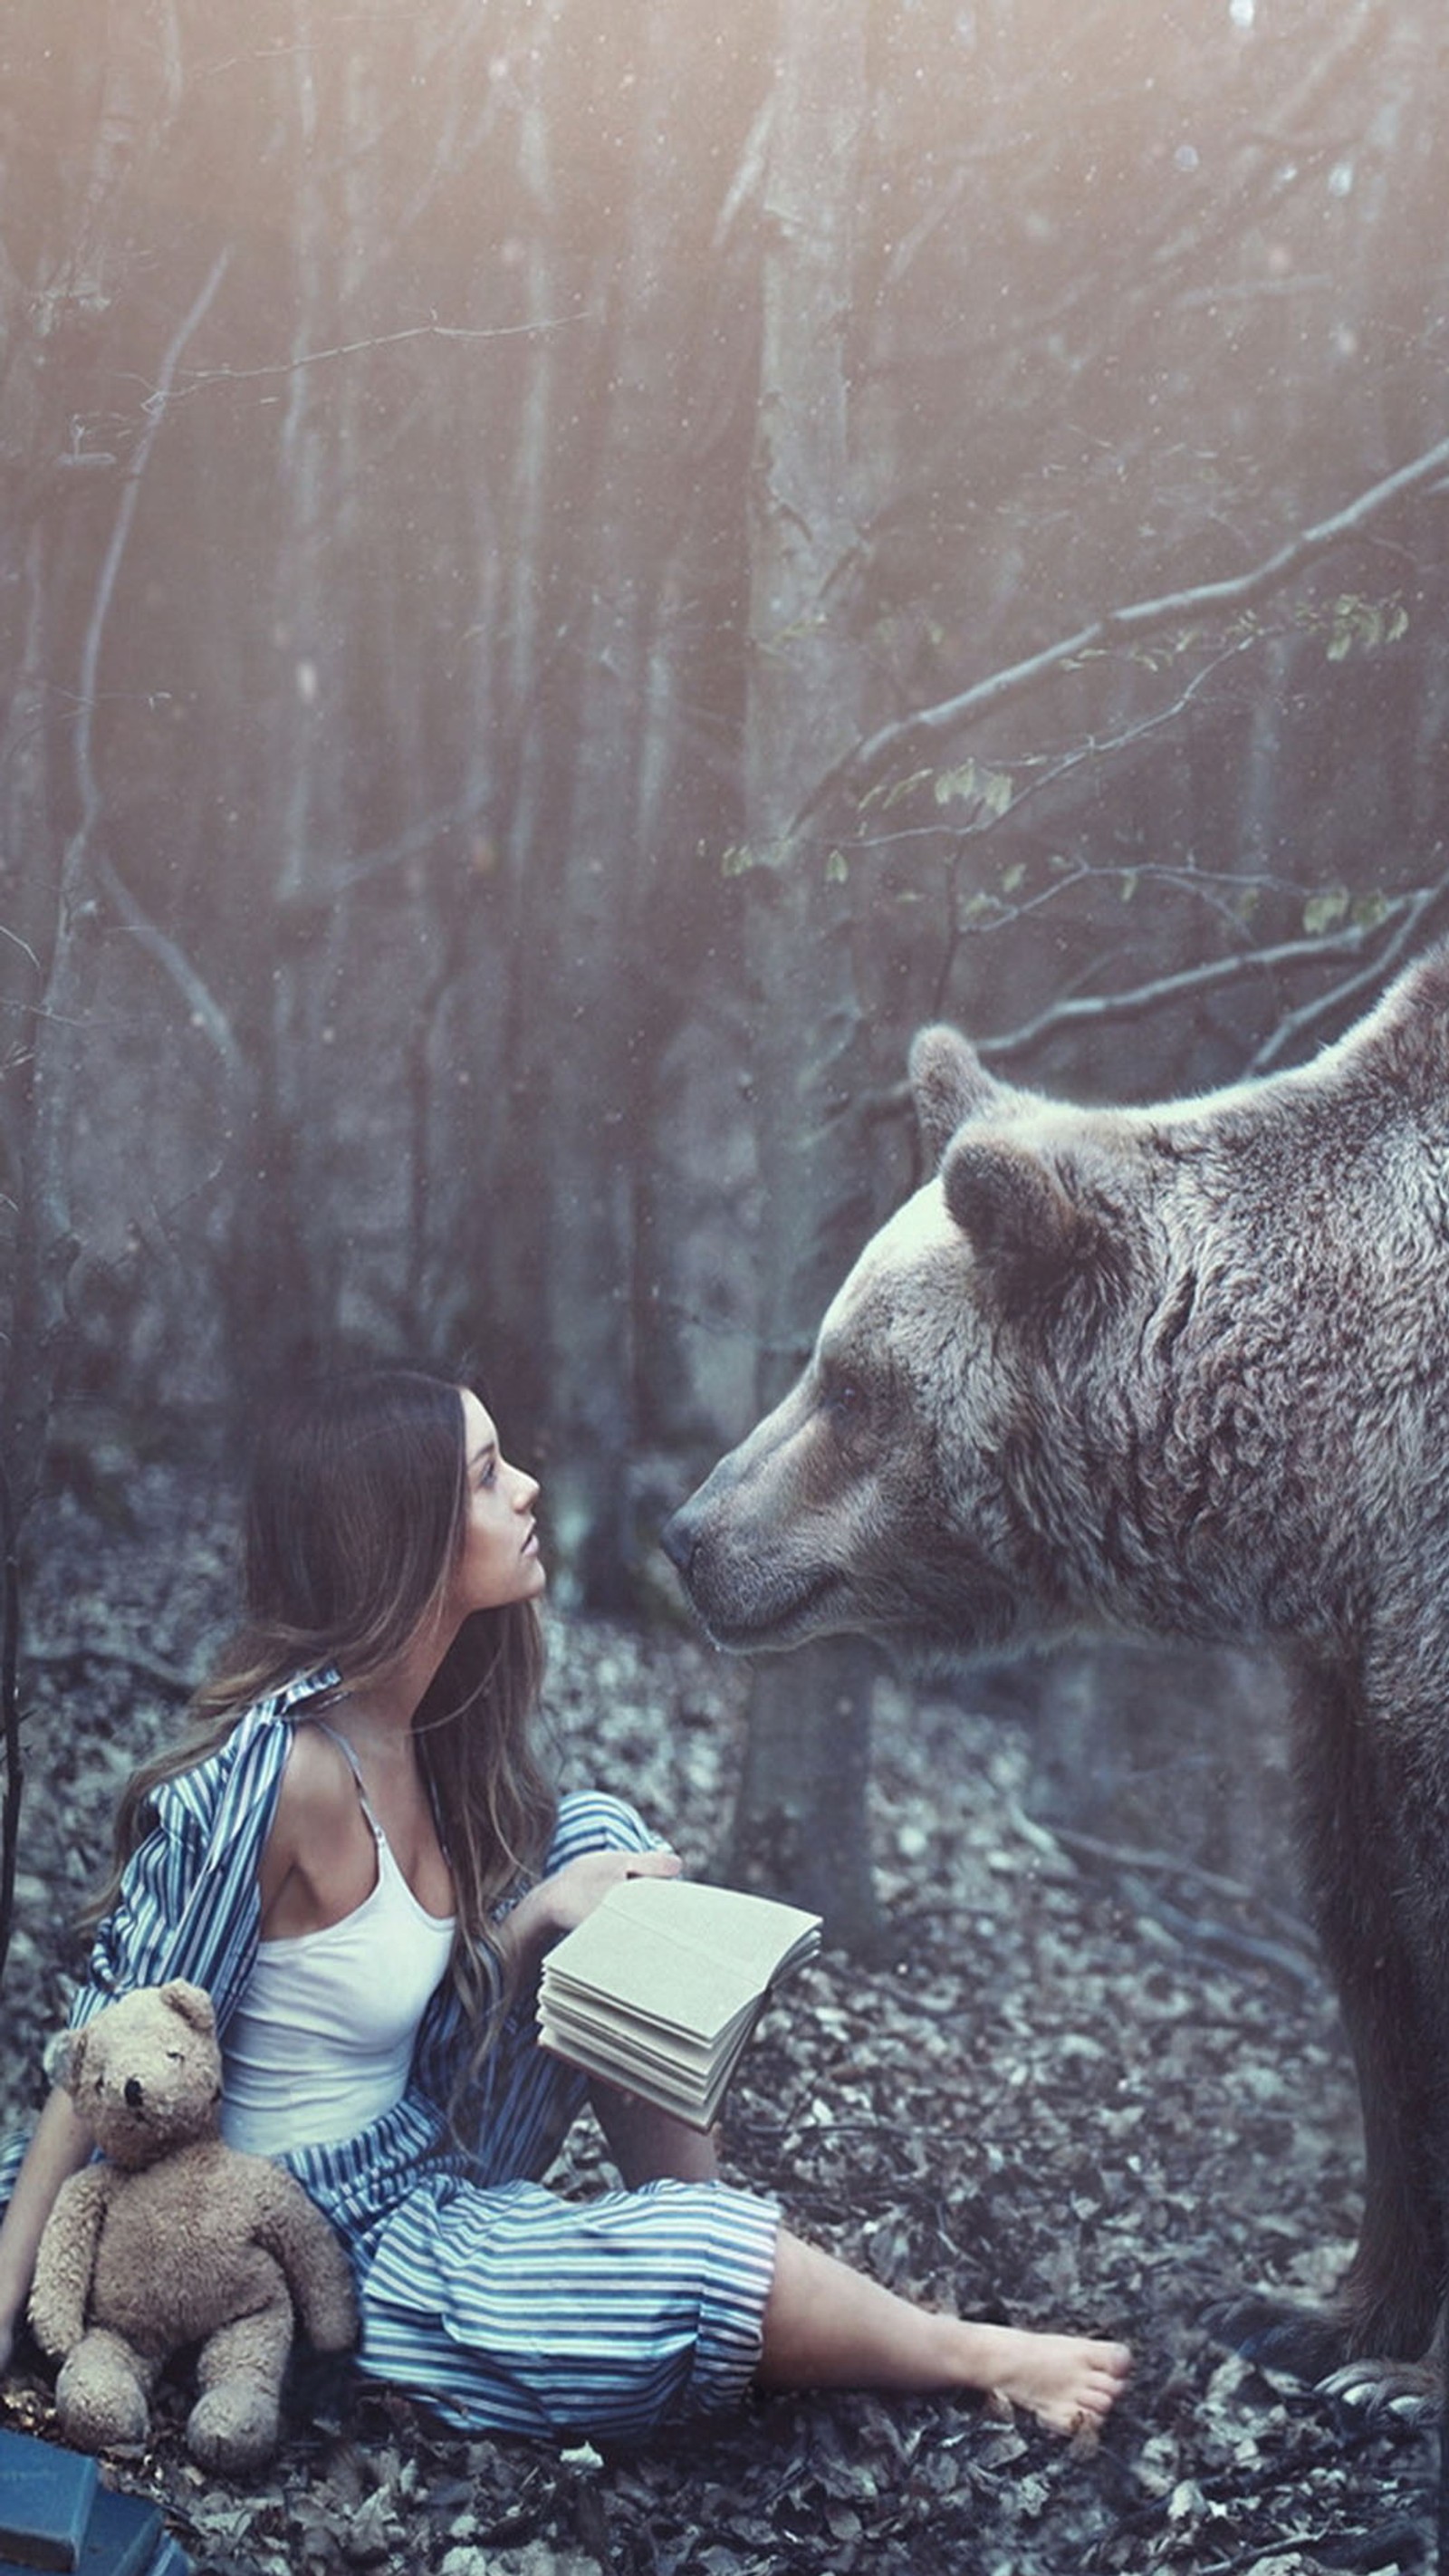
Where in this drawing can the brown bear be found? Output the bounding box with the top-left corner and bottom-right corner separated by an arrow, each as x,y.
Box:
664,937 -> 1449,2415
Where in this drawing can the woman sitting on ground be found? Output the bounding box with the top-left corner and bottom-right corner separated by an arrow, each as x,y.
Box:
0,1364 -> 1131,2442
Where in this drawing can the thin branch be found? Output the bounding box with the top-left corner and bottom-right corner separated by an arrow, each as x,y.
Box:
977,889 -> 1446,1067
856,631 -> 1256,872
1245,878 -> 1449,1072
156,309 -> 593,409
0,924 -> 41,976
792,432 -> 1449,841
713,91 -> 776,249
92,852 -> 246,1086
911,638 -> 1262,1013
276,796 -> 492,919
76,249 -> 232,835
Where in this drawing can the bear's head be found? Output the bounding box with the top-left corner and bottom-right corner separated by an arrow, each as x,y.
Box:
53,1981 -> 226,2172
663,1024 -> 1161,1662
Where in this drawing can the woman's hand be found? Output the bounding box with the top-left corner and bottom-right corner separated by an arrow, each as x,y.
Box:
498,1844 -> 681,1968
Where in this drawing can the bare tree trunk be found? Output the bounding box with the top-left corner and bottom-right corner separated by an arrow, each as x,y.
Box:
728,0 -> 884,1948
223,3 -> 356,1392
467,0 -> 583,1450
520,0 -> 731,1603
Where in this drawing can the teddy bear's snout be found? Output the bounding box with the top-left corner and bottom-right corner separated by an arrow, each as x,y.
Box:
123,2077 -> 145,2109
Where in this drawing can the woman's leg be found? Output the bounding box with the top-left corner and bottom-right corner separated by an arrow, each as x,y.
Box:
757,2228 -> 1132,2435
591,2082 -> 722,2186
589,2096 -> 1130,2434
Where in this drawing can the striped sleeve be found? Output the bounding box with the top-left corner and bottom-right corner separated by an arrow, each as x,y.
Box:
544,1788 -> 668,1868
72,1706 -> 292,2036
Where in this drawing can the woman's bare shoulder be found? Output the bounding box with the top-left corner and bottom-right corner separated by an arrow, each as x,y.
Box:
273,1721 -> 359,1836
259,1721 -> 368,1926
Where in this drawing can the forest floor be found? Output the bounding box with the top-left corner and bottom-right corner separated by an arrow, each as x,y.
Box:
0,1469 -> 1434,2576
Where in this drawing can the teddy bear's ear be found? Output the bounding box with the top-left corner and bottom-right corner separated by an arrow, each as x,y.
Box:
44,2026 -> 86,2094
158,1980 -> 217,2036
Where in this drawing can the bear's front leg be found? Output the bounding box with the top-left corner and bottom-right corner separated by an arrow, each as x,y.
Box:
1214,1657 -> 1444,2399
54,2325 -> 157,2452
186,2295 -> 295,2472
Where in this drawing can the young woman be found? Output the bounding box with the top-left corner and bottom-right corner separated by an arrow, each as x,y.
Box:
0,1367 -> 1130,2443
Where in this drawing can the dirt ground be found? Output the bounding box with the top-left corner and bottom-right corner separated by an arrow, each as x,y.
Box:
0,1469 -> 1434,2574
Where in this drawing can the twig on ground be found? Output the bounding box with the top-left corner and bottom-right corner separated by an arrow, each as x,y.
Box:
1009,1802 -> 1322,1989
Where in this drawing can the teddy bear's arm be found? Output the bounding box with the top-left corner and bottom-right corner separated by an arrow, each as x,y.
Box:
28,2166 -> 113,2358
252,2171 -> 359,2353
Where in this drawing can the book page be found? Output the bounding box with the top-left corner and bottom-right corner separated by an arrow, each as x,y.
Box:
542,1879 -> 820,2046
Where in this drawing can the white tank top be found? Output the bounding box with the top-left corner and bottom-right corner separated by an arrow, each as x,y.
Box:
220,1724 -> 456,2156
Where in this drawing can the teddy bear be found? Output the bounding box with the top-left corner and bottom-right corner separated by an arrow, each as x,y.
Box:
29,1979 -> 358,2472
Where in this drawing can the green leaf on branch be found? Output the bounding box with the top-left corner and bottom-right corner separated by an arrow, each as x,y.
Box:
934,760 -> 1013,818
1323,592 -> 1408,660
1302,888 -> 1349,935
824,850 -> 849,883
935,758 -> 979,807
860,766 -> 934,813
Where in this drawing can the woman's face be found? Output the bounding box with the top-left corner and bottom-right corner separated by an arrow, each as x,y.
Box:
446,1389 -> 547,1620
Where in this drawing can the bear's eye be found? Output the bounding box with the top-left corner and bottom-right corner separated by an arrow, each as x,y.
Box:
821,1370 -> 871,1437
166,2050 -> 184,2064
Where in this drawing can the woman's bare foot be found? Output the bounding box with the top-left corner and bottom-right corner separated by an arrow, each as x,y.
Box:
755,2228 -> 1132,2428
958,2321 -> 1133,2436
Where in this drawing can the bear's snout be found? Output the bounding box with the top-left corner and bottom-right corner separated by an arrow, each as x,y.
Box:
123,2077 -> 144,2109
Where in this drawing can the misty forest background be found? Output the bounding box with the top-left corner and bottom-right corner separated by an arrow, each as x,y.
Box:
2,0 -> 1447,1950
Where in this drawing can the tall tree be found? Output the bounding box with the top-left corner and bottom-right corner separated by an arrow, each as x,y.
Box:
724,0 -> 888,1946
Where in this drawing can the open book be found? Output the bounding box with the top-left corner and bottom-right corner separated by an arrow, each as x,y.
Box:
536,1877 -> 822,2128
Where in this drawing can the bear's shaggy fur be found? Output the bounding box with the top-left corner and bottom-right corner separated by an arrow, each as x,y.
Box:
30,1980 -> 358,2468
666,939 -> 1449,2408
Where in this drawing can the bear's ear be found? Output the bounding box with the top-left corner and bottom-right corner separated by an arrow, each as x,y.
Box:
158,1980 -> 217,2037
45,2026 -> 86,2095
944,1134 -> 1116,1313
908,1025 -> 1003,1168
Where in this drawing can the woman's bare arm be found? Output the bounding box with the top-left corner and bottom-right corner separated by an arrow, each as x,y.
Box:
0,2087 -> 95,2373
495,1844 -> 682,1975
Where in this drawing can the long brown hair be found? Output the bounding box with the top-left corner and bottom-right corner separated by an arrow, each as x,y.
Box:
90,1366 -> 557,2049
